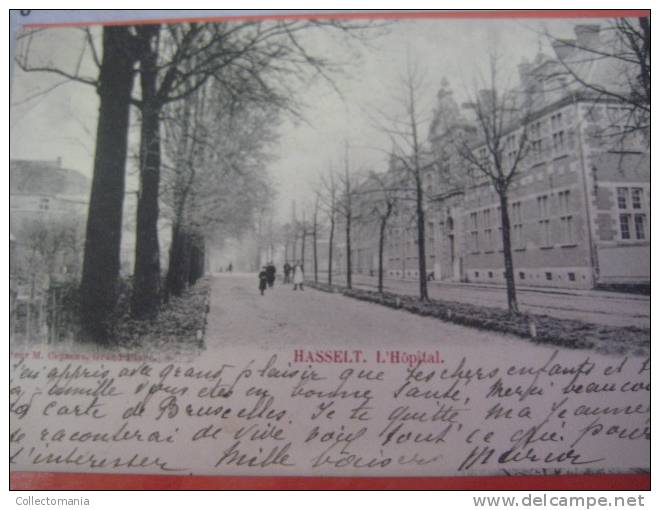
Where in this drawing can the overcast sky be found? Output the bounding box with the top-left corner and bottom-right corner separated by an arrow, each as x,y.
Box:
10,14 -> 617,221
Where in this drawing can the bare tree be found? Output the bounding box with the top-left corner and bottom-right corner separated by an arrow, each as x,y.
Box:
129,20 -> 380,318
457,56 -> 532,314
360,172 -> 401,293
335,143 -> 363,290
311,194 -> 321,283
544,17 -> 650,147
318,167 -> 338,285
161,78 -> 279,296
375,58 -> 434,301
16,26 -> 140,343
17,19 -> 382,327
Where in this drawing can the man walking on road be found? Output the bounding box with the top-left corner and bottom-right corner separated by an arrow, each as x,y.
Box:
283,261 -> 291,284
258,267 -> 268,296
266,262 -> 276,288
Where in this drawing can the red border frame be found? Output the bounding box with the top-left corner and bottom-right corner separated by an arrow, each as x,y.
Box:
12,8 -> 651,491
23,9 -> 651,29
10,472 -> 651,491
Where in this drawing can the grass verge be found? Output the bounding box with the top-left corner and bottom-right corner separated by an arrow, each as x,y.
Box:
306,281 -> 649,357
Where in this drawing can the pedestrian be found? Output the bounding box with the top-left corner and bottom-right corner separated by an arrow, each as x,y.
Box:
258,267 -> 268,295
266,261 -> 276,288
227,262 -> 233,272
283,261 -> 291,284
292,260 -> 304,291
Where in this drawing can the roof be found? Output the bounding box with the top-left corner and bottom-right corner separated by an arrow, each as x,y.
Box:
10,159 -> 90,196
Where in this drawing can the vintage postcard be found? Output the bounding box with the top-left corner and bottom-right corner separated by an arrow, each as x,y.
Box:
9,9 -> 650,489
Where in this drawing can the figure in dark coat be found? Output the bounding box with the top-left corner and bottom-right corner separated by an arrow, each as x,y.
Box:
266,262 -> 276,288
258,267 -> 268,295
283,262 -> 292,284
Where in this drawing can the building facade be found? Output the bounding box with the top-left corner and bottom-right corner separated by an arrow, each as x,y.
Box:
348,24 -> 649,291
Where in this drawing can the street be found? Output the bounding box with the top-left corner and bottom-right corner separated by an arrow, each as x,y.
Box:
205,274 -> 613,358
346,274 -> 650,328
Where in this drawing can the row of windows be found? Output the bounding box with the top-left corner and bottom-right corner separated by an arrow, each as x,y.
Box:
388,186 -> 647,256
476,119 -> 569,169
468,190 -> 575,252
473,270 -> 580,282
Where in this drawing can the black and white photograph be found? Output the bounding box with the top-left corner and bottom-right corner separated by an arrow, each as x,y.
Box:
9,9 -> 650,489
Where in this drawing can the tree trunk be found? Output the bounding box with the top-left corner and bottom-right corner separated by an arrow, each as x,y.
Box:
313,227 -> 318,283
132,25 -> 162,319
498,189 -> 519,314
328,215 -> 335,285
165,223 -> 191,298
301,231 -> 306,270
378,217 -> 387,294
189,235 -> 204,286
416,178 -> 429,301
345,213 -> 352,289
79,26 -> 137,345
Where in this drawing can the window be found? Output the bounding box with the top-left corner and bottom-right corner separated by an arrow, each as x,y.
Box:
551,112 -> 565,155
617,187 -> 647,241
568,272 -> 576,282
619,214 -> 631,240
519,271 -> 526,280
529,121 -> 544,163
469,212 -> 479,252
488,271 -> 493,278
632,188 -> 643,209
545,272 -> 553,281
634,214 -> 646,240
531,140 -> 543,161
537,195 -> 549,218
39,198 -> 50,210
617,188 -> 628,209
477,147 -> 490,172
537,195 -> 551,247
504,134 -> 517,163
483,208 -> 493,251
511,201 -> 523,249
558,190 -> 574,244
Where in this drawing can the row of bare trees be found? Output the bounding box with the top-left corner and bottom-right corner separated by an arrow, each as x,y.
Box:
16,19 -> 376,344
14,15 -> 648,337
287,16 -> 650,315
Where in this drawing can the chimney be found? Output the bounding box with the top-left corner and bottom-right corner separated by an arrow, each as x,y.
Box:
551,39 -> 576,61
574,24 -> 600,50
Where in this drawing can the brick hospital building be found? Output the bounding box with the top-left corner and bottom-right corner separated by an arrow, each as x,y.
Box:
358,24 -> 649,290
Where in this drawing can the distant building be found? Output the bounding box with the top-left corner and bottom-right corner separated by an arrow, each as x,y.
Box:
10,158 -> 89,220
349,24 -> 649,291
10,158 -> 90,279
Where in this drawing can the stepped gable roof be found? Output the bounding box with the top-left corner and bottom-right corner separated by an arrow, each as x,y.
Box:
10,159 -> 90,196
